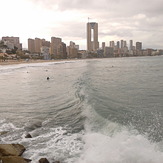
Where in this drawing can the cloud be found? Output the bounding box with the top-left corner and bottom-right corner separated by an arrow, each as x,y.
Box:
3,0 -> 162,49
28,0 -> 163,15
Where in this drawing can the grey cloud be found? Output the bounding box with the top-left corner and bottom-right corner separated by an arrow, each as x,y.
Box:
27,0 -> 163,49
100,30 -> 133,38
49,21 -> 86,39
28,0 -> 163,16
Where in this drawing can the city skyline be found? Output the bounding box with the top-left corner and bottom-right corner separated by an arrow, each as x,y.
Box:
0,0 -> 163,50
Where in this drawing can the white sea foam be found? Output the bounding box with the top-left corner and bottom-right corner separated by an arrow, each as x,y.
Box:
78,103 -> 163,163
0,119 -> 20,131
21,126 -> 84,163
77,130 -> 163,163
0,120 -> 83,163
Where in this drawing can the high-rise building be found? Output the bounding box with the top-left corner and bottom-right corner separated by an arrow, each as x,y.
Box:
117,41 -> 120,49
102,42 -> 105,50
28,38 -> 50,54
69,41 -> 79,50
61,42 -> 67,59
110,41 -> 115,47
75,45 -> 79,50
129,40 -> 133,51
28,38 -> 35,53
67,41 -> 78,58
35,38 -> 42,53
42,39 -> 50,47
51,37 -> 62,58
120,40 -> 124,49
124,41 -> 127,47
70,41 -> 75,47
56,42 -> 67,59
136,42 -> 142,51
87,22 -> 99,51
2,36 -> 22,50
104,47 -> 114,57
41,46 -> 50,60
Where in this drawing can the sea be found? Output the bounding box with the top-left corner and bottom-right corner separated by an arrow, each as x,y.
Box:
0,56 -> 163,163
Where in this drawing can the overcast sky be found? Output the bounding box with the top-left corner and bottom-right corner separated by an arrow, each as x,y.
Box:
1,0 -> 163,50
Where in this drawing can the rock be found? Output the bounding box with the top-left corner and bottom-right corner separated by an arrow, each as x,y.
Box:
0,156 -> 31,163
24,158 -> 32,162
0,131 -> 8,136
0,144 -> 26,156
39,158 -> 50,163
53,161 -> 61,163
12,144 -> 26,156
25,133 -> 32,138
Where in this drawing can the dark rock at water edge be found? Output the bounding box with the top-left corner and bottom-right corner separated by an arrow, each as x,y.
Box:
38,158 -> 61,163
25,133 -> 32,138
39,158 -> 50,163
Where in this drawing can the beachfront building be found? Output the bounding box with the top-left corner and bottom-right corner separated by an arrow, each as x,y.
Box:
42,40 -> 50,48
117,41 -> 120,49
110,41 -> 115,48
28,38 -> 50,54
104,47 -> 114,57
51,37 -> 62,58
129,40 -> 133,51
34,38 -> 42,54
2,36 -> 22,50
102,42 -> 105,50
28,39 -> 35,53
136,42 -> 142,51
56,42 -> 67,59
41,46 -> 51,60
136,42 -> 142,55
67,41 -> 79,58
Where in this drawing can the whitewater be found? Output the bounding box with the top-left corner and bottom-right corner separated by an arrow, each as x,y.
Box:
0,56 -> 163,163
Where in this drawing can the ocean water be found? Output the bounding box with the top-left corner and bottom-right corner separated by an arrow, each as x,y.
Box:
0,56 -> 163,163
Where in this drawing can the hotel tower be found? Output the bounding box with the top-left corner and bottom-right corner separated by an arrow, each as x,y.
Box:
87,22 -> 99,51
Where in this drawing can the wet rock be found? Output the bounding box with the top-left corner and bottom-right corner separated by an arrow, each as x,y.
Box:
39,158 -> 50,163
0,131 -> 8,136
0,156 -> 31,163
24,158 -> 32,162
25,133 -> 32,138
0,144 -> 26,156
12,144 -> 26,156
62,131 -> 68,135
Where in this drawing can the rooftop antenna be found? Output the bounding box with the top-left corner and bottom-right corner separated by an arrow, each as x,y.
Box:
88,17 -> 91,23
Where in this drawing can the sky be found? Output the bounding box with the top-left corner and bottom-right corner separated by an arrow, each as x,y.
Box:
1,0 -> 163,50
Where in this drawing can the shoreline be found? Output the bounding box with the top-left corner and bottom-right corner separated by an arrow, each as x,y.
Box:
0,55 -> 161,66
0,59 -> 79,66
